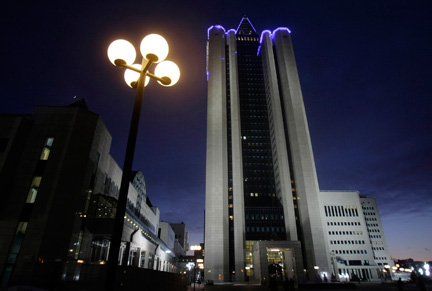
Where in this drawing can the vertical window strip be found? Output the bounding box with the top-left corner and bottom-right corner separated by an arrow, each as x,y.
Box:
26,176 -> 42,203
39,137 -> 54,160
2,137 -> 54,286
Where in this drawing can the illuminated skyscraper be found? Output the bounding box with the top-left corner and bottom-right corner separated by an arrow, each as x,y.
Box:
205,16 -> 330,282
204,17 -> 394,284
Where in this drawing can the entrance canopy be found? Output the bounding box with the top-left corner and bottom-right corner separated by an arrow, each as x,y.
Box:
252,241 -> 304,285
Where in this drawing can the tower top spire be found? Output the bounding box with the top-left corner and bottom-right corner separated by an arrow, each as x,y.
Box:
236,16 -> 258,36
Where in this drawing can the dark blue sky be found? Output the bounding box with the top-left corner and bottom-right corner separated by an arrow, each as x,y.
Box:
2,1 -> 431,260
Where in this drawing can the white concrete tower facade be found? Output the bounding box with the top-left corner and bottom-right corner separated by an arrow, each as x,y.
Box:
205,24 -> 230,282
260,28 -> 330,278
205,17 -> 330,282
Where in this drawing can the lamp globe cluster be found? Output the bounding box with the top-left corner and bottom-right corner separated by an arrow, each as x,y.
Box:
107,34 -> 180,88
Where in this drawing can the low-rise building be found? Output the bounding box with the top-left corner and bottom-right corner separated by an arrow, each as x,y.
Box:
320,191 -> 394,281
0,100 -> 183,287
170,222 -> 189,257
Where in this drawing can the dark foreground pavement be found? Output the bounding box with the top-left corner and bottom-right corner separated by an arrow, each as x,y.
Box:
188,281 -> 432,291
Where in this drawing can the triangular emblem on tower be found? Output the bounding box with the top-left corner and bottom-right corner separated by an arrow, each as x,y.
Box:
236,16 -> 258,36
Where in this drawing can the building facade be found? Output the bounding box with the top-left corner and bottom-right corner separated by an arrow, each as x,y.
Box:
360,197 -> 394,269
204,17 -> 393,283
0,100 -> 182,287
170,222 -> 189,257
320,191 -> 393,281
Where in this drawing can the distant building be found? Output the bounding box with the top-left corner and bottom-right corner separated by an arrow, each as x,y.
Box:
360,197 -> 394,267
204,16 -> 394,283
170,222 -> 189,257
321,191 -> 394,281
159,222 -> 175,251
0,100 -> 181,287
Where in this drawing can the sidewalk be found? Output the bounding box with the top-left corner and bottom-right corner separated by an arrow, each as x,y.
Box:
187,282 -> 206,290
187,281 -> 432,291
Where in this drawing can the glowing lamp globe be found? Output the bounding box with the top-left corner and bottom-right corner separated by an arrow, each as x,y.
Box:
190,245 -> 202,251
140,34 -> 169,63
108,39 -> 136,66
154,61 -> 180,87
124,64 -> 150,88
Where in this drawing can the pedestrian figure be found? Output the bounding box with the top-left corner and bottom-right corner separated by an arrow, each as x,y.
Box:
331,273 -> 337,282
352,273 -> 360,284
323,274 -> 328,283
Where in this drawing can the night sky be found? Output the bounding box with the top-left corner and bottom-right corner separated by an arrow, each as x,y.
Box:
2,1 -> 431,260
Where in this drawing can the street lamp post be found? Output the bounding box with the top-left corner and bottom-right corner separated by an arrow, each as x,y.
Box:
190,245 -> 202,291
330,251 -> 338,281
105,34 -> 180,291
314,265 -> 320,282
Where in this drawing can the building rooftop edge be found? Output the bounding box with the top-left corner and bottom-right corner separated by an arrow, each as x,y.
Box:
320,190 -> 360,193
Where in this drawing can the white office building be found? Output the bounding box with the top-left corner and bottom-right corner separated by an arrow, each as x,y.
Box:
204,16 -> 393,283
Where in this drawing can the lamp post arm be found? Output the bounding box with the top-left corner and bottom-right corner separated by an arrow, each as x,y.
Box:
115,59 -> 171,87
146,72 -> 171,86
115,63 -> 141,73
114,58 -> 153,74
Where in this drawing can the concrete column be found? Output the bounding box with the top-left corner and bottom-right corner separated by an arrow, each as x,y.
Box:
226,30 -> 247,282
272,28 -> 331,277
205,25 -> 230,282
260,31 -> 298,241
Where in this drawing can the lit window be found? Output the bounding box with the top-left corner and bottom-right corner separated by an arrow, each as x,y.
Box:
16,222 -> 28,235
45,137 -> 54,147
40,148 -> 50,160
26,176 -> 42,203
26,188 -> 38,203
40,137 -> 54,160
